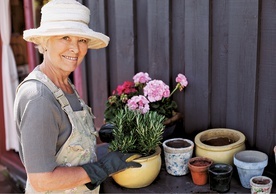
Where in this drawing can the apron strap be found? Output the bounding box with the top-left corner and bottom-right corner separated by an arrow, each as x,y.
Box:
18,70 -> 73,115
67,77 -> 95,118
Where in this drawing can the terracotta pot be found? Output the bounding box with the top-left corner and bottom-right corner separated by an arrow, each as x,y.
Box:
188,157 -> 213,185
112,147 -> 161,188
163,111 -> 183,125
195,128 -> 246,165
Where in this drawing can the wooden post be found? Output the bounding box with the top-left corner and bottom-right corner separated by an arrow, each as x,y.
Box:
0,33 -> 5,155
23,0 -> 37,71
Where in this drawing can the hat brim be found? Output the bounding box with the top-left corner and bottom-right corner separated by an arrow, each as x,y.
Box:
23,25 -> 110,49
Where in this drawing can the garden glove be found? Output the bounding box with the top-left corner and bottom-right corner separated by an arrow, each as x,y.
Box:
82,151 -> 142,190
99,123 -> 115,143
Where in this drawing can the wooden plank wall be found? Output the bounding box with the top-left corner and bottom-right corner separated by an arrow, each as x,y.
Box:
82,0 -> 276,171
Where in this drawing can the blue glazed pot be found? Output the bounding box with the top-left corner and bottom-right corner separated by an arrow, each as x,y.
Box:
234,150 -> 268,189
162,138 -> 194,176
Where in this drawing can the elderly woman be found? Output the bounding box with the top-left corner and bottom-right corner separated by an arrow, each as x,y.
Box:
14,0 -> 140,193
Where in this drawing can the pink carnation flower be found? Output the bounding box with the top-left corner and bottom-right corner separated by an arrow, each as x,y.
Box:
127,95 -> 150,114
143,80 -> 170,102
133,72 -> 151,84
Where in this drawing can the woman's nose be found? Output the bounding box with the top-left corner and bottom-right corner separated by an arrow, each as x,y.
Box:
70,41 -> 79,53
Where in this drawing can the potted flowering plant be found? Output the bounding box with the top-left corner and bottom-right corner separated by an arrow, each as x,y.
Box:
102,72 -> 188,188
102,72 -> 188,156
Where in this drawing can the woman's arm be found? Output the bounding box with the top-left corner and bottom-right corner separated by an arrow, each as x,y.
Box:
28,152 -> 142,192
28,166 -> 90,192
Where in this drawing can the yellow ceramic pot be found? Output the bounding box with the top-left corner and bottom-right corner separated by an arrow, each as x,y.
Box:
112,147 -> 161,188
194,128 -> 246,165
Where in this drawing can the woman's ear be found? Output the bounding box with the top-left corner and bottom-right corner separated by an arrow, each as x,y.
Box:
41,37 -> 48,49
37,37 -> 50,54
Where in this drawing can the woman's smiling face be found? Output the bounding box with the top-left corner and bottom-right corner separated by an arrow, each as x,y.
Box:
43,35 -> 88,73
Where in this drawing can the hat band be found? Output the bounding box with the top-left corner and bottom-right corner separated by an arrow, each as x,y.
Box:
41,19 -> 88,25
39,21 -> 92,33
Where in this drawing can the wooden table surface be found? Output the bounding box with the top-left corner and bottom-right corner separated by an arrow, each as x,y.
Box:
97,143 -> 276,194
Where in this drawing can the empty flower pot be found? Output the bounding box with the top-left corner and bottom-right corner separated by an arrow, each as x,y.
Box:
208,163 -> 233,193
195,128 -> 246,165
250,176 -> 273,194
163,138 -> 194,176
234,150 -> 268,189
188,157 -> 213,185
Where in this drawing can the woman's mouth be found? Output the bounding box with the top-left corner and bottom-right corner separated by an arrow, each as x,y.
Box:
63,55 -> 78,61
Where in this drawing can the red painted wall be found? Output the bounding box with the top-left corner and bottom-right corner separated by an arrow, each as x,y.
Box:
23,0 -> 37,72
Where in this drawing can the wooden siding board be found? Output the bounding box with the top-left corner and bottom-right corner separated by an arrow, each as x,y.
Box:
171,0 -> 186,116
226,0 -> 259,145
147,0 -> 170,82
85,0 -> 109,127
107,0 -> 117,92
256,0 -> 276,164
184,0 -> 210,133
210,0 -> 229,127
136,0 -> 149,73
107,0 -> 135,92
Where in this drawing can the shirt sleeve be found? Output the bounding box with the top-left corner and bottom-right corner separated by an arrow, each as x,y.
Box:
20,95 -> 60,173
16,80 -> 72,173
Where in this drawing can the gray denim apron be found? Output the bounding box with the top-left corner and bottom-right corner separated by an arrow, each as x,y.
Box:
18,70 -> 99,193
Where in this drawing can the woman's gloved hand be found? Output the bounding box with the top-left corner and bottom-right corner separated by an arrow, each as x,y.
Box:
99,123 -> 115,143
82,151 -> 141,190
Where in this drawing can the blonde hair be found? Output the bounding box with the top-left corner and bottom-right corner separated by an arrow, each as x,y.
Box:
35,37 -> 50,54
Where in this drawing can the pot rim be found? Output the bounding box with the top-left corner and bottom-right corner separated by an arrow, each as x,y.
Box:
162,138 -> 194,151
188,156 -> 213,165
234,150 -> 268,169
188,157 -> 213,171
133,146 -> 161,162
194,128 -> 246,151
208,163 -> 233,174
250,176 -> 273,187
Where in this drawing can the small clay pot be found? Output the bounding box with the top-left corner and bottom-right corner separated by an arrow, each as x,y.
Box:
250,176 -> 273,194
162,138 -> 194,176
234,150 -> 268,188
188,157 -> 213,185
208,163 -> 233,193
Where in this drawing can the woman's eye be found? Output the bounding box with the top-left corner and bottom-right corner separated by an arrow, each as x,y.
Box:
62,36 -> 70,41
79,39 -> 87,43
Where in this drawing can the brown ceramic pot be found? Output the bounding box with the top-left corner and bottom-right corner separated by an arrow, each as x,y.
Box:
188,157 -> 213,185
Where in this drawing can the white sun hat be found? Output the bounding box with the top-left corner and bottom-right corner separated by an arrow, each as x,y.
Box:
23,0 -> 109,49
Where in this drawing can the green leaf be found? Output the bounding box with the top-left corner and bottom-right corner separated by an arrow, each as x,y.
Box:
108,107 -> 165,156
